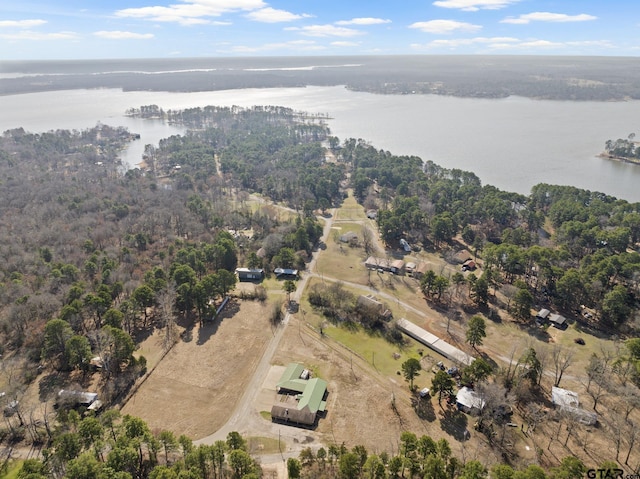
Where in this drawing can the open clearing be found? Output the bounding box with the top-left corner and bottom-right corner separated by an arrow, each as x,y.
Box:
121,299 -> 273,439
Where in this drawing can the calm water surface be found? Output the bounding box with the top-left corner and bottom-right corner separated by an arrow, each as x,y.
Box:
1,86 -> 639,202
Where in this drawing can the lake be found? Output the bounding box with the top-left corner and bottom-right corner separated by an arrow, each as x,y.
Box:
1,86 -> 640,202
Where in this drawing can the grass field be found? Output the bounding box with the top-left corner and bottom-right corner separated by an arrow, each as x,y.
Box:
334,194 -> 367,221
1,461 -> 23,479
320,323 -> 425,379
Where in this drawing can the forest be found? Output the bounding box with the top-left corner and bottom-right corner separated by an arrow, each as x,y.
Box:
1,414 -> 609,479
2,103 -> 640,477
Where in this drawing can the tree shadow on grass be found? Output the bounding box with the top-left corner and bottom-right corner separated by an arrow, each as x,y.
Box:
439,406 -> 470,442
478,351 -> 499,370
38,372 -> 65,402
412,395 -> 437,422
196,299 -> 240,345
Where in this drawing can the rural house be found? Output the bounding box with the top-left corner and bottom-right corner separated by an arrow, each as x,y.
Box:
235,268 -> 264,281
271,363 -> 328,427
456,387 -> 485,415
551,386 -> 597,425
364,256 -> 405,274
548,313 -> 567,328
274,268 -> 298,278
339,231 -> 358,244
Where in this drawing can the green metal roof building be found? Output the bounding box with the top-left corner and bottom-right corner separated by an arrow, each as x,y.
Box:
297,378 -> 327,414
276,363 -> 308,393
272,363 -> 328,426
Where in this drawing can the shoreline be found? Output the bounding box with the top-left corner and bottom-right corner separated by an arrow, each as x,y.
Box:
598,152 -> 640,166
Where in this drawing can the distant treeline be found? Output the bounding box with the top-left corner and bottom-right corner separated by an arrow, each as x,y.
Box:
4,55 -> 640,101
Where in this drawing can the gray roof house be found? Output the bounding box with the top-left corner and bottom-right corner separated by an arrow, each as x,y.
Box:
551,386 -> 597,426
548,313 -> 567,328
235,268 -> 264,281
456,387 -> 485,414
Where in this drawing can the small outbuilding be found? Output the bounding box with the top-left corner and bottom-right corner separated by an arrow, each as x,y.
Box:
357,294 -> 384,312
456,387 -> 485,415
390,259 -> 405,274
536,309 -> 550,320
339,231 -> 358,244
548,313 -> 567,328
412,262 -> 431,279
56,389 -> 102,412
235,268 -> 264,281
454,250 -> 472,264
274,268 -> 298,279
461,259 -> 476,271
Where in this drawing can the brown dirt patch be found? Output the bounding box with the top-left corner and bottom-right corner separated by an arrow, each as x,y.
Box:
121,299 -> 273,439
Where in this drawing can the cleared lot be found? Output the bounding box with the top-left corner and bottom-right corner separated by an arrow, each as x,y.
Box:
121,300 -> 273,439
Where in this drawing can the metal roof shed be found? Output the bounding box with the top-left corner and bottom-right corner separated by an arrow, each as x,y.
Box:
456,387 -> 485,413
536,309 -> 550,319
551,387 -> 580,408
549,314 -> 567,327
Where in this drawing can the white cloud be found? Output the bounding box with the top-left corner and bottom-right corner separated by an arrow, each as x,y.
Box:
0,30 -> 78,40
518,40 -> 563,48
286,24 -> 364,37
0,19 -> 47,28
501,12 -> 597,24
246,7 -> 311,23
331,41 -> 361,47
433,0 -> 520,12
94,30 -> 155,39
115,0 -> 266,26
335,18 -> 391,26
409,20 -> 481,34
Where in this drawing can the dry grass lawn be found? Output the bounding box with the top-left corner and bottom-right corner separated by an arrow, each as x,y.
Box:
121,299 -> 273,439
272,315 -> 502,462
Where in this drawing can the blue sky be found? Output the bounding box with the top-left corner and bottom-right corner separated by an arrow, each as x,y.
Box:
1,0 -> 638,59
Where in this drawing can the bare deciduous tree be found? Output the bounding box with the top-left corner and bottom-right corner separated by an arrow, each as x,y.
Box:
552,345 -> 574,387
361,226 -> 376,257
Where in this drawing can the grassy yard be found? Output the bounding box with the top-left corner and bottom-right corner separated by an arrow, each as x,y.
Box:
321,322 -> 424,378
296,277 -> 446,383
334,193 -> 367,221
1,461 -> 24,479
315,238 -> 370,284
